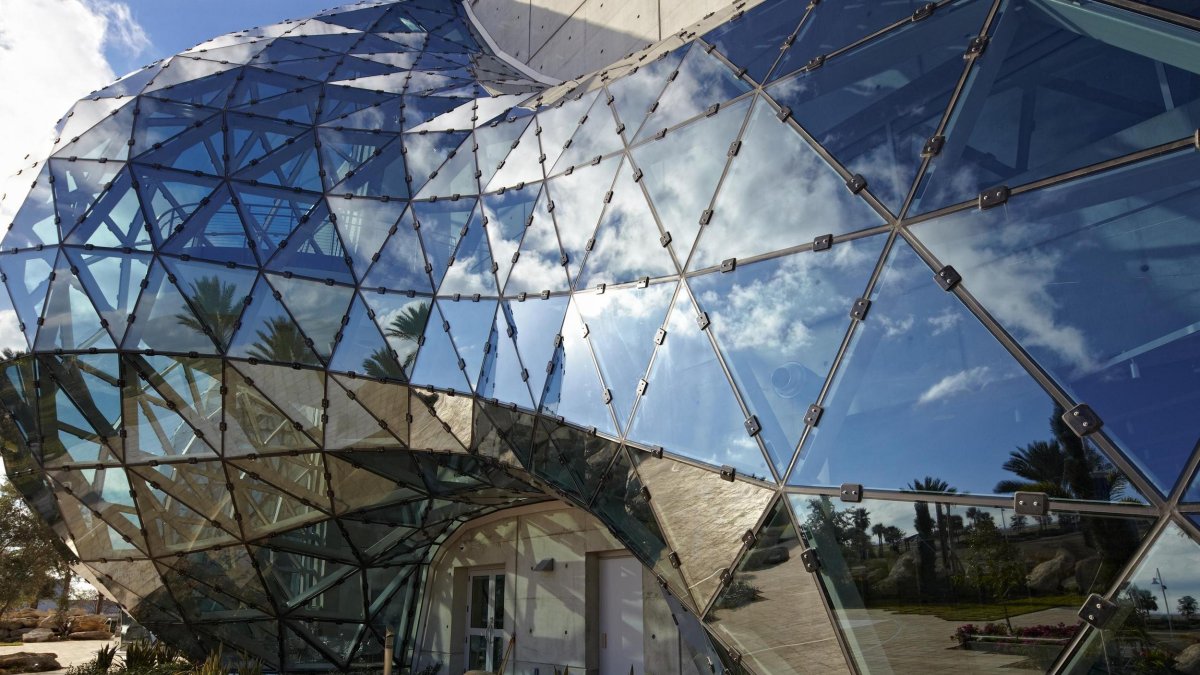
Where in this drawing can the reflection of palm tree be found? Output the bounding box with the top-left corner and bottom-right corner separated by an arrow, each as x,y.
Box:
908,477 -> 956,574
247,317 -> 313,364
994,440 -> 1070,496
382,302 -> 430,370
176,276 -> 242,346
872,523 -> 886,556
362,347 -> 405,380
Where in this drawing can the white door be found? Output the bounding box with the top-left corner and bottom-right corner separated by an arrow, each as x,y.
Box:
466,571 -> 506,671
599,556 -> 644,675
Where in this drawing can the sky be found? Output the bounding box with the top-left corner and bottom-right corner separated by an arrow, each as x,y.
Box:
0,0 -> 337,194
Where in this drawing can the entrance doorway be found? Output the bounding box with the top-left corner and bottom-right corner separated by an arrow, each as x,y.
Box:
598,556 -> 644,675
466,570 -> 506,671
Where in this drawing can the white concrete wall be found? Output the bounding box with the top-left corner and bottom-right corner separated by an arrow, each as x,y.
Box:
412,501 -> 688,674
467,0 -> 738,81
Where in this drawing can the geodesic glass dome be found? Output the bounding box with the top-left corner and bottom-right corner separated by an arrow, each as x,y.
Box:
1,0 -> 1199,672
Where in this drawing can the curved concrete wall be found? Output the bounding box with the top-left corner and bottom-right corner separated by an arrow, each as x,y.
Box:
466,0 -> 739,81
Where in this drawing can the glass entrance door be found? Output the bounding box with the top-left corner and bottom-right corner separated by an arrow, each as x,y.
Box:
466,571 -> 506,670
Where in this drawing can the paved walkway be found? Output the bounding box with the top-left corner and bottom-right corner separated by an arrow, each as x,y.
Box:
0,638 -> 116,674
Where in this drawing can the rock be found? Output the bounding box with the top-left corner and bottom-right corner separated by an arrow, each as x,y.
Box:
34,616 -> 58,630
1062,576 -> 1080,594
1177,643 -> 1200,675
1074,555 -> 1104,591
16,619 -> 39,629
68,631 -> 113,640
0,620 -> 22,632
69,615 -> 109,632
0,652 -> 61,673
876,551 -> 918,595
20,629 -> 56,644
1028,549 -> 1075,593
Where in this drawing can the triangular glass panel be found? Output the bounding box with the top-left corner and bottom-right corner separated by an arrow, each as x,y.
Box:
543,418 -> 621,501
122,261 -> 220,354
359,208 -> 434,294
334,376 -> 411,442
136,115 -> 225,177
480,186 -> 539,289
51,102 -> 133,162
93,64 -> 163,99
634,42 -> 751,143
51,159 -> 125,231
334,138 -> 409,198
37,358 -> 120,467
438,298 -> 496,389
913,0 -> 1200,214
164,257 -> 256,350
437,207 -> 499,296
233,184 -> 321,259
63,168 -> 153,249
230,452 -> 328,513
129,473 -> 237,554
162,546 -> 273,614
535,91 -> 600,173
131,354 -> 223,447
228,68 -> 320,117
575,160 -> 676,288
504,186 -> 570,295
545,154 -> 620,281
228,277 -> 323,366
223,368 -> 320,457
233,129 -> 324,192
591,448 -> 692,605
265,274 -> 353,359
795,494 -> 1153,674
632,96 -> 749,262
259,56 -> 338,81
324,376 -> 407,449
412,198 -> 478,288
404,130 -> 470,194
121,360 -> 218,462
475,115 -> 531,188
140,56 -> 241,95
34,259 -> 115,352
283,624 -> 347,671
414,141 -> 480,199
330,295 -> 404,380
770,0 -> 991,213
529,418 -> 586,497
132,167 -> 222,243
635,453 -> 773,611
330,54 -> 400,82
705,498 -> 845,674
53,487 -> 148,559
206,621 -> 279,666
791,239 -> 1147,504
484,119 -> 544,191
398,95 -> 467,130
408,302 -> 473,391
628,289 -> 773,480
0,248 -> 55,346
691,99 -> 885,270
145,67 -> 242,107
327,455 -> 413,514
128,98 -> 219,156
253,37 -> 337,64
226,113 -> 311,173
704,0 -> 808,83
693,235 -> 884,475
913,149 -> 1200,497
320,85 -> 399,124
607,47 -> 687,138
475,302 -> 534,409
409,385 -> 473,450
329,198 -> 408,279
129,452 -> 237,533
4,165 -> 60,249
317,127 -> 395,188
232,361 -> 325,443
506,295 -> 569,405
771,0 -> 927,83
265,202 -> 356,284
550,94 -> 623,173
362,292 -> 432,377
472,400 -> 535,465
539,301 -> 615,434
574,282 -> 675,430
161,184 -> 259,267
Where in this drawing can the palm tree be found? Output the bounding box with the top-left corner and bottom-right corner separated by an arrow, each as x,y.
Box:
994,440 -> 1070,497
176,276 -> 243,347
362,347 -> 405,380
871,522 -> 886,556
247,317 -> 316,364
908,477 -> 957,574
382,302 -> 430,371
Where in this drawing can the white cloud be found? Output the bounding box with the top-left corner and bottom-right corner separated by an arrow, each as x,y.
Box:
916,365 -> 993,405
0,0 -> 149,218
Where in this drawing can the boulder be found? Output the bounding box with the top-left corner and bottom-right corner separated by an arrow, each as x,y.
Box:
1027,549 -> 1075,593
1176,643 -> 1200,675
68,631 -> 113,640
34,617 -> 57,630
20,629 -> 56,644
1074,556 -> 1105,591
0,652 -> 61,673
69,615 -> 109,633
0,620 -> 23,632
876,551 -> 918,595
15,619 -> 39,629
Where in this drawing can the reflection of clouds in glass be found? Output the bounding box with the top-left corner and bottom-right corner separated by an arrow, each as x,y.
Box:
546,157 -> 617,261
439,250 -> 493,295
916,365 -> 992,405
880,315 -> 914,338
928,308 -> 961,336
504,197 -> 566,293
639,44 -> 746,141
578,162 -> 674,286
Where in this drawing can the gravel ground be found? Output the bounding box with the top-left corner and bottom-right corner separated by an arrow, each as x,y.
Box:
0,638 -> 116,674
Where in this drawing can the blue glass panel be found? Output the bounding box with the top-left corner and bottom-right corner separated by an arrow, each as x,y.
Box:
165,258 -> 257,350
691,99 -> 886,269
536,91 -> 600,174
232,184 -> 321,256
412,198 -> 477,289
503,186 -> 570,295
129,98 -> 219,156
437,207 -> 498,296
3,165 -> 59,249
606,48 -> 687,137
1,250 -> 58,345
694,235 -> 884,474
414,142 -> 480,199
575,160 -> 676,289
440,299 -> 497,390
1186,467 -> 1200,502
146,69 -> 241,108
51,103 -> 133,162
633,96 -> 751,261
0,288 -> 27,355
704,0 -> 808,83
508,295 -> 569,404
266,274 -> 353,359
627,288 -> 772,480
226,113 -> 310,173
330,199 -> 408,280
65,169 -> 152,250
476,116 -> 532,188
162,185 -> 259,266
476,301 -> 534,409
409,302 -> 472,391
574,282 -> 675,431
132,167 -> 222,244
136,117 -> 224,176
772,0 -> 928,82
123,261 -> 221,354
545,155 -> 621,281
769,0 -> 990,213
318,128 -> 395,188
362,292 -> 431,377
330,296 -> 404,380
481,187 -> 539,289
334,139 -> 410,198
540,302 -> 616,435
550,94 -> 623,173
265,202 -> 356,284
361,209 -> 434,294
35,261 -> 115,352
634,42 -> 752,143
66,249 -> 150,346
405,130 -> 470,193
914,150 -> 1200,495
52,160 -> 125,232
914,0 -> 1200,213
791,239 -> 1145,503
484,120 -> 544,191
233,129 -> 324,192
321,85 -> 398,124
228,277 -> 322,367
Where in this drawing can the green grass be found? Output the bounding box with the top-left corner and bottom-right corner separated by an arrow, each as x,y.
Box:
870,594 -> 1086,622
0,641 -> 21,647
